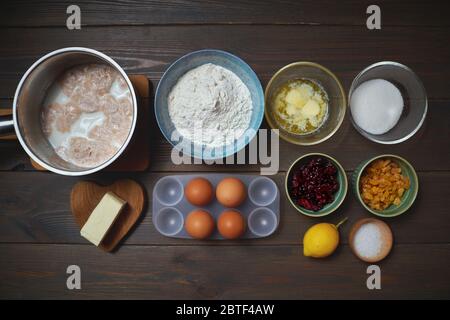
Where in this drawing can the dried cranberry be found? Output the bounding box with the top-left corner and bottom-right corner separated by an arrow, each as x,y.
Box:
289,157 -> 340,211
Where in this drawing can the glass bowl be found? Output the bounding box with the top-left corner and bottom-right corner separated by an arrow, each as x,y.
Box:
349,61 -> 427,144
265,62 -> 346,145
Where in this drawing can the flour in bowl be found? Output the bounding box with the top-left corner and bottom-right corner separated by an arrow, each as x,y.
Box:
168,63 -> 253,147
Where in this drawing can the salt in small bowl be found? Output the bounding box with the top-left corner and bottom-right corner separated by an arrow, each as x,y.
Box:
349,218 -> 393,263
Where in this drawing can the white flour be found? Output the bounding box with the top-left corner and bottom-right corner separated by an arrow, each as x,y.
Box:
168,63 -> 253,147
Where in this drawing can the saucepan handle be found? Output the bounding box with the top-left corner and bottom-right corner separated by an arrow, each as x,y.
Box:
0,114 -> 14,136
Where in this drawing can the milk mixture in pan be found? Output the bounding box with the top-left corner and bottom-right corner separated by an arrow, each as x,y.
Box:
41,64 -> 133,168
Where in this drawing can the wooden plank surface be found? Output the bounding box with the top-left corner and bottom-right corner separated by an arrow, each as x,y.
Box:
2,0 -> 450,27
0,0 -> 449,300
0,243 -> 449,299
0,100 -> 449,172
0,25 -> 449,99
0,171 -> 448,245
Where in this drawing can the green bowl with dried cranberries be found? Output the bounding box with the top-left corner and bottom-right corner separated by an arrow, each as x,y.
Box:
285,153 -> 348,217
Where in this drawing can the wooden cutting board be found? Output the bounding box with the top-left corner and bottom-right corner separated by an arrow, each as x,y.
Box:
1,74 -> 151,171
70,179 -> 146,252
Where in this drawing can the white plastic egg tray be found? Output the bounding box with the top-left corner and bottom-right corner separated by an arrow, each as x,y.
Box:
152,174 -> 280,239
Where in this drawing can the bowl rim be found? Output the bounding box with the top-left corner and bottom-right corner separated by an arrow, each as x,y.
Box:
285,152 -> 348,217
354,154 -> 419,217
264,61 -> 347,146
154,48 -> 264,160
348,217 -> 393,263
348,61 -> 428,145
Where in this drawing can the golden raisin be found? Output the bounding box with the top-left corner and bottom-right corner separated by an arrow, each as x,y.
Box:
359,158 -> 410,211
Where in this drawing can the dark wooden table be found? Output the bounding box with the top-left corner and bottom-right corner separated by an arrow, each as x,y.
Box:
1,0 -> 449,299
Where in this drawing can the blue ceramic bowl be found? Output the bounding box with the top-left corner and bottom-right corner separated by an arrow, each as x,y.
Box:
155,49 -> 264,160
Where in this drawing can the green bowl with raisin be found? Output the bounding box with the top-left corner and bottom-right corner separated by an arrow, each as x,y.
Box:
353,154 -> 419,217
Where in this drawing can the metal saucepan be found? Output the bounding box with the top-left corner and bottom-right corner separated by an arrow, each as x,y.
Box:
0,47 -> 138,176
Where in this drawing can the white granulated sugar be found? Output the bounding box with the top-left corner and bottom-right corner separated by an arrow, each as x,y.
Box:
168,63 -> 253,147
350,79 -> 404,135
353,223 -> 383,259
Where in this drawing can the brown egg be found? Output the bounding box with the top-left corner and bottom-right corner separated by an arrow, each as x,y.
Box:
217,210 -> 246,239
185,178 -> 214,206
185,209 -> 215,239
216,177 -> 246,207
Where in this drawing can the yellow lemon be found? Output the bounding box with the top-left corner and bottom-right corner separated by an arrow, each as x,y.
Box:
303,218 -> 347,258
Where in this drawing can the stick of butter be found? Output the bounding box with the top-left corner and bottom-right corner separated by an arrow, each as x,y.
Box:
81,192 -> 126,246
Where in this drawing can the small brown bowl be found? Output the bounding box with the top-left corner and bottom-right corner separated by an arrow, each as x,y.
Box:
349,218 -> 393,263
